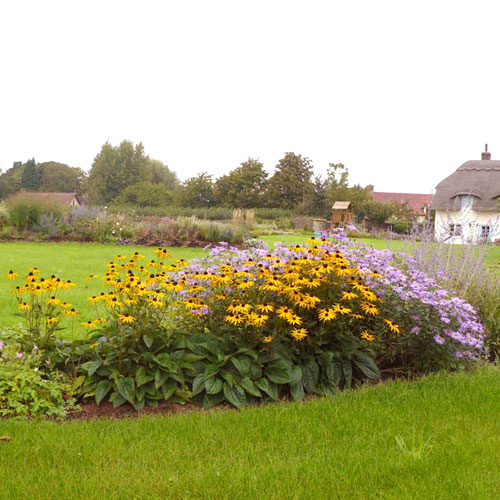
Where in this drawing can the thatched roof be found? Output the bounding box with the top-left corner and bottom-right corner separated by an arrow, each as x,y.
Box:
372,192 -> 433,216
14,191 -> 80,206
432,150 -> 500,211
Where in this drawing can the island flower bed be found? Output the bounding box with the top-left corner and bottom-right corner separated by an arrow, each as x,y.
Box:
1,230 -> 485,417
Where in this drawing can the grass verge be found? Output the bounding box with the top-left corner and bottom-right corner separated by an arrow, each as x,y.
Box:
1,366 -> 500,499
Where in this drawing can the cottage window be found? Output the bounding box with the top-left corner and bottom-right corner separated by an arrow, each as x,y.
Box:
448,224 -> 462,237
480,225 -> 491,240
460,195 -> 475,210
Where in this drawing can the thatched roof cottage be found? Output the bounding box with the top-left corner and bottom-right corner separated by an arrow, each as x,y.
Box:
432,145 -> 500,243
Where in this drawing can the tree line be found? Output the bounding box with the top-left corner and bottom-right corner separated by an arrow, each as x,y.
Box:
0,140 -> 410,222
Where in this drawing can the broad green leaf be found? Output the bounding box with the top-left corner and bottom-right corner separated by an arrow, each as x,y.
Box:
342,356 -> 353,389
133,397 -> 145,411
143,334 -> 154,349
135,385 -> 146,402
223,382 -> 246,409
162,378 -> 177,400
116,377 -> 135,404
290,381 -> 305,401
231,356 -> 251,377
302,360 -> 319,392
205,377 -> 223,395
192,373 -> 205,396
353,352 -> 380,380
182,353 -> 207,362
81,359 -> 102,377
136,366 -> 154,387
111,392 -> 126,408
154,369 -> 169,389
290,366 -> 303,386
265,359 -> 292,384
203,392 -> 225,409
255,379 -> 279,401
204,364 -> 219,380
95,380 -> 112,406
239,377 -> 262,397
221,370 -> 234,387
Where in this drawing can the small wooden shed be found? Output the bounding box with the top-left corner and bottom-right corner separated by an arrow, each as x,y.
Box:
331,201 -> 353,227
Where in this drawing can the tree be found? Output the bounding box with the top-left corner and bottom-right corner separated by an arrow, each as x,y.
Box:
147,159 -> 179,191
38,162 -> 86,193
0,161 -> 24,199
87,140 -> 150,204
264,153 -> 314,209
177,172 -> 215,208
20,158 -> 41,190
358,199 -> 395,227
214,158 -> 268,208
301,175 -> 329,217
116,182 -> 173,207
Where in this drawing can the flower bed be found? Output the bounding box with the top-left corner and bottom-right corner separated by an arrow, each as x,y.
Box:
2,230 -> 485,417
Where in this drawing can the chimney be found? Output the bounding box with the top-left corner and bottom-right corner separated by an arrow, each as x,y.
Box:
366,184 -> 374,193
481,144 -> 491,160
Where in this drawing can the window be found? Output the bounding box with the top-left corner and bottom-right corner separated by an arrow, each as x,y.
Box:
460,195 -> 475,210
480,225 -> 491,240
449,224 -> 462,237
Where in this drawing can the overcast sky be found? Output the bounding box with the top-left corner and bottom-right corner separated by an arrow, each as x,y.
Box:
1,0 -> 499,193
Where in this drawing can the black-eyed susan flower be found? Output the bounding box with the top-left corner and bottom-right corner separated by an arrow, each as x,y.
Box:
361,331 -> 375,341
47,296 -> 61,306
224,314 -> 245,325
341,291 -> 358,301
18,302 -> 32,310
82,321 -> 98,329
360,302 -> 379,316
318,308 -> 337,322
384,319 -> 400,334
291,328 -> 308,341
62,308 -> 79,317
6,270 -> 19,280
47,317 -> 59,325
263,336 -> 273,343
86,274 -> 99,281
118,313 -> 136,324
256,304 -> 274,313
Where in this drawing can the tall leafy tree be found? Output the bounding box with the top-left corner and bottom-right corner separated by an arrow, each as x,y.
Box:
0,161 -> 24,199
147,159 -> 179,191
302,175 -> 329,217
87,140 -> 150,204
177,172 -> 215,208
38,162 -> 86,193
20,158 -> 41,190
214,158 -> 268,207
324,163 -> 370,208
264,153 -> 314,209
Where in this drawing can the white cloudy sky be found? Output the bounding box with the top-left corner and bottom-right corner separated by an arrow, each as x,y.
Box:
1,0 -> 499,193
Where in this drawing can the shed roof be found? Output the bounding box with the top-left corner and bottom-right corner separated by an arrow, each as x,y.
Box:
432,156 -> 500,212
332,201 -> 351,210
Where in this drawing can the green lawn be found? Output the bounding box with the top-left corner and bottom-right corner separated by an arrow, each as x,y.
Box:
2,366 -> 500,499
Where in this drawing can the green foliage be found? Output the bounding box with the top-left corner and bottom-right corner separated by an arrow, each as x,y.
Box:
214,158 -> 268,208
0,331 -> 78,419
358,199 -> 395,226
147,159 -> 179,191
264,152 -> 314,209
177,172 -> 216,208
6,194 -> 65,230
116,182 -> 173,207
87,140 -> 150,204
0,161 -> 24,199
38,161 -> 86,193
20,158 -> 41,191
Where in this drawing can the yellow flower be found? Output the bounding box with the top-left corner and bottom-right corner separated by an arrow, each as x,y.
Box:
82,321 -> 98,329
341,291 -> 358,301
263,336 -> 273,343
237,280 -> 255,290
118,313 -> 136,324
114,255 -> 127,260
350,313 -> 364,319
131,252 -> 144,261
47,317 -> 59,325
59,302 -> 73,309
361,331 -> 375,341
247,313 -> 268,327
335,304 -> 352,315
360,302 -> 379,316
384,319 -> 400,334
318,308 -> 337,322
285,313 -> 303,326
47,296 -> 61,306
62,308 -> 79,317
89,342 -> 99,348
6,270 -> 19,280
86,274 -> 99,281
256,304 -> 274,313
224,314 -> 245,326
18,302 -> 32,310
291,328 -> 308,341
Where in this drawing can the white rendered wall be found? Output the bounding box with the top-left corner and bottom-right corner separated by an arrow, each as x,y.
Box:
434,209 -> 500,244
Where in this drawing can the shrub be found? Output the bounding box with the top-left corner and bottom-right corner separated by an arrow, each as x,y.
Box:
0,330 -> 78,419
7,194 -> 66,230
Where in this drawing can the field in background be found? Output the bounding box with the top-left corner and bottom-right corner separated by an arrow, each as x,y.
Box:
2,366 -> 500,499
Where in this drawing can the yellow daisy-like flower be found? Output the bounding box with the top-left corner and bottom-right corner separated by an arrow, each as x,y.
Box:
47,296 -> 61,306
247,313 -> 269,327
47,317 -> 59,325
59,302 -> 73,309
131,252 -> 144,261
82,321 -> 98,328
256,304 -> 274,313
118,313 -> 136,324
318,308 -> 337,322
18,302 -> 32,310
361,331 -> 375,341
360,302 -> 379,316
237,280 -> 255,290
263,336 -> 273,343
341,291 -> 358,301
95,318 -> 107,324
384,319 -> 401,334
291,328 -> 308,341
61,308 -> 79,317
6,270 -> 19,280
285,313 -> 303,326
106,298 -> 123,308
114,255 -> 127,261
350,313 -> 364,319
86,274 -> 99,281
335,304 -> 352,315
224,314 -> 245,326
89,342 -> 99,348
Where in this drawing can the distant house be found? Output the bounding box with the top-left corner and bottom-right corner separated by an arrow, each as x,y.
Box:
367,185 -> 434,223
432,145 -> 500,244
14,190 -> 81,208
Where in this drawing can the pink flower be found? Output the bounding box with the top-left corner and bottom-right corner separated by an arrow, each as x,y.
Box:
0,341 -> 4,350
16,352 -> 23,359
33,345 -> 39,350
45,360 -> 51,366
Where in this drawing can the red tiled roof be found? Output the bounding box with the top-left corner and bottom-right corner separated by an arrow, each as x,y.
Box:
372,192 -> 434,216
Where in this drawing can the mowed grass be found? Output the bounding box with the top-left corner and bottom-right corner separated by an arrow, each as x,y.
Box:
1,366 -> 500,499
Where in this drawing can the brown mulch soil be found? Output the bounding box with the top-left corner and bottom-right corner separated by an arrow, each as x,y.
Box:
67,400 -> 203,420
